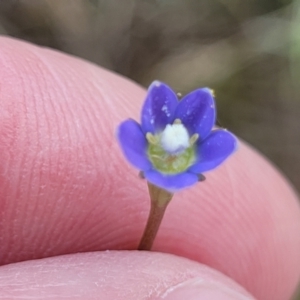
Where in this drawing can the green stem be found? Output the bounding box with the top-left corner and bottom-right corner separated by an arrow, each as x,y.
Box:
138,182 -> 173,251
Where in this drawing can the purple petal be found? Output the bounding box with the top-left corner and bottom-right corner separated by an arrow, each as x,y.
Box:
189,129 -> 238,174
117,119 -> 152,171
141,81 -> 178,134
144,169 -> 198,192
174,88 -> 215,140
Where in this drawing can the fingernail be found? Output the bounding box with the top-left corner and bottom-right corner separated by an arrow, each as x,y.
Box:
157,278 -> 255,300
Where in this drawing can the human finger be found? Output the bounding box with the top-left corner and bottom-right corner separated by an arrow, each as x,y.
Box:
0,251 -> 255,300
0,37 -> 299,300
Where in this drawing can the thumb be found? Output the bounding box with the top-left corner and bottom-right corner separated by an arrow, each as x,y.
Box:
0,251 -> 255,300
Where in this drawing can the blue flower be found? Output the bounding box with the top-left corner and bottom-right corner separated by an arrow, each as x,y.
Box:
117,81 -> 238,192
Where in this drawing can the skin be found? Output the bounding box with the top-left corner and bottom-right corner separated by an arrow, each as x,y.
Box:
0,36 -> 299,299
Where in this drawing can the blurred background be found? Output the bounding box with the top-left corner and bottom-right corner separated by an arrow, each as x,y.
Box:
0,0 -> 299,191
0,0 -> 299,298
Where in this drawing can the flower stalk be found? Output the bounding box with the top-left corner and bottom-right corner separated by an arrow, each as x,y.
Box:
138,182 -> 173,250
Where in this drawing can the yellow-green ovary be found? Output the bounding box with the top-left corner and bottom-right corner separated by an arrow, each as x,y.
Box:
147,143 -> 196,174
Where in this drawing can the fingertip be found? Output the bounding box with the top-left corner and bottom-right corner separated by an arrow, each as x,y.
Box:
0,36 -> 299,300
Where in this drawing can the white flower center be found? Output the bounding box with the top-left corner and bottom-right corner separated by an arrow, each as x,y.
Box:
160,123 -> 190,154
